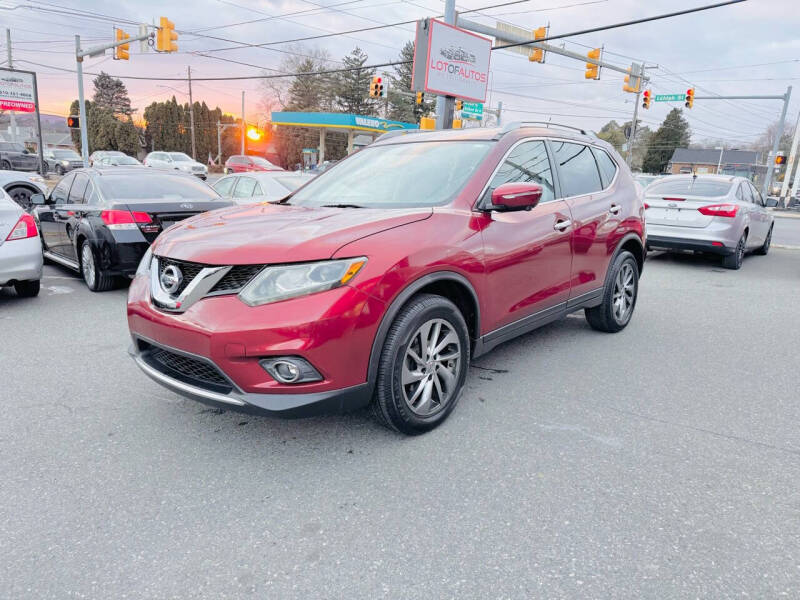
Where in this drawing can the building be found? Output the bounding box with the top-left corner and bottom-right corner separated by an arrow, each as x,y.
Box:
667,148 -> 762,179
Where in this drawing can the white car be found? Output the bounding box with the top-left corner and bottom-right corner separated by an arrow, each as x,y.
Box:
0,169 -> 49,210
0,187 -> 43,297
144,151 -> 208,180
212,171 -> 315,204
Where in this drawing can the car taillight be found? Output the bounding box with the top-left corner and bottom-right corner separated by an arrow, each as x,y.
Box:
643,203 -> 649,210
698,204 -> 738,218
662,197 -> 685,202
101,209 -> 152,230
5,213 -> 38,241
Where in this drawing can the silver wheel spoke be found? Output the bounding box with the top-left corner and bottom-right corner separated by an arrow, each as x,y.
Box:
406,347 -> 424,367
436,363 -> 456,390
402,362 -> 426,385
432,372 -> 445,401
415,379 -> 434,413
407,378 -> 426,405
431,331 -> 458,356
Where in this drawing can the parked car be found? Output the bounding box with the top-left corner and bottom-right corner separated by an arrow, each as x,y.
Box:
145,152 -> 208,180
645,174 -> 773,269
127,123 -> 646,434
223,155 -> 282,174
212,171 -> 315,204
0,187 -> 42,297
634,174 -> 661,188
43,148 -> 84,176
0,141 -> 40,172
0,169 -> 49,210
31,168 -> 231,291
94,155 -> 142,167
88,150 -> 125,166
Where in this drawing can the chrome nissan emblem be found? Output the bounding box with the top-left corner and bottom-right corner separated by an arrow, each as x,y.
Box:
160,265 -> 183,295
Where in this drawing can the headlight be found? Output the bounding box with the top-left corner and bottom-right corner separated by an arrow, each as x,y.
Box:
28,174 -> 45,184
61,160 -> 70,166
136,247 -> 153,277
238,257 -> 367,307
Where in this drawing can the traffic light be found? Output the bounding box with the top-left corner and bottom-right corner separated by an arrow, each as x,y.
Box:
455,99 -> 463,111
369,76 -> 383,98
529,26 -> 547,63
416,92 -> 424,105
66,115 -> 79,129
114,28 -> 130,60
642,89 -> 652,109
584,48 -> 601,80
157,17 -> 178,53
775,153 -> 787,165
623,63 -> 643,93
685,88 -> 695,109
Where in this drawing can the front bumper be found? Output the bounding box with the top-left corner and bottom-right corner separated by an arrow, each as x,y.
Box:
127,273 -> 384,417
0,235 -> 43,285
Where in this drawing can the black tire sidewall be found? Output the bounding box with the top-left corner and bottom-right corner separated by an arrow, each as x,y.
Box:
378,296 -> 470,434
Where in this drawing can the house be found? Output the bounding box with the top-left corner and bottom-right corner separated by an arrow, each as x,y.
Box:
667,148 -> 762,179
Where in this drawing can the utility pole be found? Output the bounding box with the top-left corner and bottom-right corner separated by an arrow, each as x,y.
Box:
241,91 -> 245,155
779,111 -> 800,206
762,85 -> 791,199
187,66 -> 196,160
435,0 -> 456,130
217,121 -> 222,166
626,88 -> 641,168
6,29 -> 17,144
75,35 -> 90,167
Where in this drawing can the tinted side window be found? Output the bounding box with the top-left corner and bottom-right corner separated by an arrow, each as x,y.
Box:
740,183 -> 753,203
591,147 -> 618,188
748,182 -> 764,206
233,176 -> 258,198
52,173 -> 75,203
553,142 -> 603,197
213,177 -> 237,197
735,185 -> 745,201
484,140 -> 555,204
69,173 -> 90,204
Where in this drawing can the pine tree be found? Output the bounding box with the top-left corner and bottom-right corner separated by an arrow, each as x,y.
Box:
642,108 -> 691,174
331,47 -> 377,116
285,58 -> 328,111
92,72 -> 133,117
387,41 -> 433,123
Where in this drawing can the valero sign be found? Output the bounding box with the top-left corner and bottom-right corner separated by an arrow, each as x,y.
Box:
415,19 -> 492,103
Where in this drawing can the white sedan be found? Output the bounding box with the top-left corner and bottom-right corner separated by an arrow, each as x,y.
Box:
144,151 -> 208,180
0,170 -> 49,210
212,171 -> 315,205
0,187 -> 42,297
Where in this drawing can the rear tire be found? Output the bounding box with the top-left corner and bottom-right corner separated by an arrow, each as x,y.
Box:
80,241 -> 114,292
371,294 -> 470,435
1,160 -> 11,170
754,225 -> 772,255
585,250 -> 639,333
14,280 -> 40,297
722,233 -> 746,269
6,186 -> 32,210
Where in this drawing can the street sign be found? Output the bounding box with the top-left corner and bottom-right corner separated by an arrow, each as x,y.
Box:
654,94 -> 686,102
461,101 -> 483,119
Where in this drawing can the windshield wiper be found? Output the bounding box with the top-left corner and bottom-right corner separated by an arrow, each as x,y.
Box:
320,203 -> 364,209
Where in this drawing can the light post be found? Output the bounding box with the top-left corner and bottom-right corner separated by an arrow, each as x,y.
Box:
716,146 -> 724,175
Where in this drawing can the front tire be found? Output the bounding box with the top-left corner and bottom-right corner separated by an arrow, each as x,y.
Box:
1,160 -> 11,170
585,250 -> 639,333
371,294 -> 470,435
754,225 -> 772,255
14,280 -> 40,297
723,233 -> 746,269
80,241 -> 114,292
55,164 -> 64,176
6,186 -> 32,210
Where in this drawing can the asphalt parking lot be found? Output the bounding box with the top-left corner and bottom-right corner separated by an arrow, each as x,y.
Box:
2,246 -> 800,598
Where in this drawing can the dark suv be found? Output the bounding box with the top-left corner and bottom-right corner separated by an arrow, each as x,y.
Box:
128,123 -> 646,434
0,141 -> 40,172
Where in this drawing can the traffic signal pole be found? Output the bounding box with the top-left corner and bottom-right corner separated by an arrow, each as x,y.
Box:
626,89 -> 641,167
435,0 -> 456,130
779,111 -> 800,206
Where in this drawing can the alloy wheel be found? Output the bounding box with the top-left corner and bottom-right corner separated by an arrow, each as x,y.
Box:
401,318 -> 462,417
82,244 -> 96,289
612,262 -> 635,324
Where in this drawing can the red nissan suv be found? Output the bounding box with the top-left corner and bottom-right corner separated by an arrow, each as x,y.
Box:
128,123 -> 645,434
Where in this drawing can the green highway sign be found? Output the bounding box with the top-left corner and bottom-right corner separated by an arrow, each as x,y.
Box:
654,94 -> 686,102
461,101 -> 484,120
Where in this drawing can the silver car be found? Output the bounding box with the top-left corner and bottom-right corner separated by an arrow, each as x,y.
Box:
144,151 -> 208,180
212,171 -> 315,204
0,188 -> 43,297
645,174 -> 774,269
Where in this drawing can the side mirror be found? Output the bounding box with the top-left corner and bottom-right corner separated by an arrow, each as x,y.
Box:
30,193 -> 46,205
490,182 -> 543,211
22,149 -> 30,154
765,196 -> 779,208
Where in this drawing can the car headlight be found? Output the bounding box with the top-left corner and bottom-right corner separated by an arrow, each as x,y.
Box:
28,174 -> 45,184
61,160 -> 70,166
136,247 -> 153,277
238,257 -> 367,307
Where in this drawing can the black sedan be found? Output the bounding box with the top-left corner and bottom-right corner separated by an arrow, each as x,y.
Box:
30,168 -> 232,291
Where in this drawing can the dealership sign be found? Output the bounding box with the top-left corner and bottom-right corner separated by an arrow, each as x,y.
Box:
413,19 -> 491,103
0,69 -> 36,113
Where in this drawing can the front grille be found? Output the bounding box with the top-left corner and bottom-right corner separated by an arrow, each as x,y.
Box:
210,265 -> 264,294
144,342 -> 232,393
157,256 -> 207,296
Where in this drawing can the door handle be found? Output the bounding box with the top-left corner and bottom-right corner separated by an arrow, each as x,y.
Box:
609,204 -> 621,215
554,219 -> 572,232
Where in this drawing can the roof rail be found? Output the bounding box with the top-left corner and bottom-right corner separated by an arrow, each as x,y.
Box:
373,129 -> 424,143
499,121 -> 592,137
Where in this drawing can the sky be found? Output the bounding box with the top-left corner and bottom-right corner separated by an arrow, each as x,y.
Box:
1,0 -> 798,147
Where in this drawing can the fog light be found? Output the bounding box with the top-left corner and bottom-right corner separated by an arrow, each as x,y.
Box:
260,357 -> 323,384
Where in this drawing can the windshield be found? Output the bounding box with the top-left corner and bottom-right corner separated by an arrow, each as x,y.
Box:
289,141 -> 493,208
3,142 -> 26,152
252,157 -> 278,168
648,178 -> 732,197
113,156 -> 140,165
97,173 -> 220,201
53,150 -> 80,159
275,175 -> 313,192
169,153 -> 192,162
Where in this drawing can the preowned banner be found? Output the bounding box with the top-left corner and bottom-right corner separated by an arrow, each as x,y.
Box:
0,69 -> 36,113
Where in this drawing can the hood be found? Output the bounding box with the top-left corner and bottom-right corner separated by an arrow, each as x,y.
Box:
153,203 -> 432,264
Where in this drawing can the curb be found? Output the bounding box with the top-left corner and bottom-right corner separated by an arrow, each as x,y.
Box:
772,244 -> 800,250
768,210 -> 800,220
